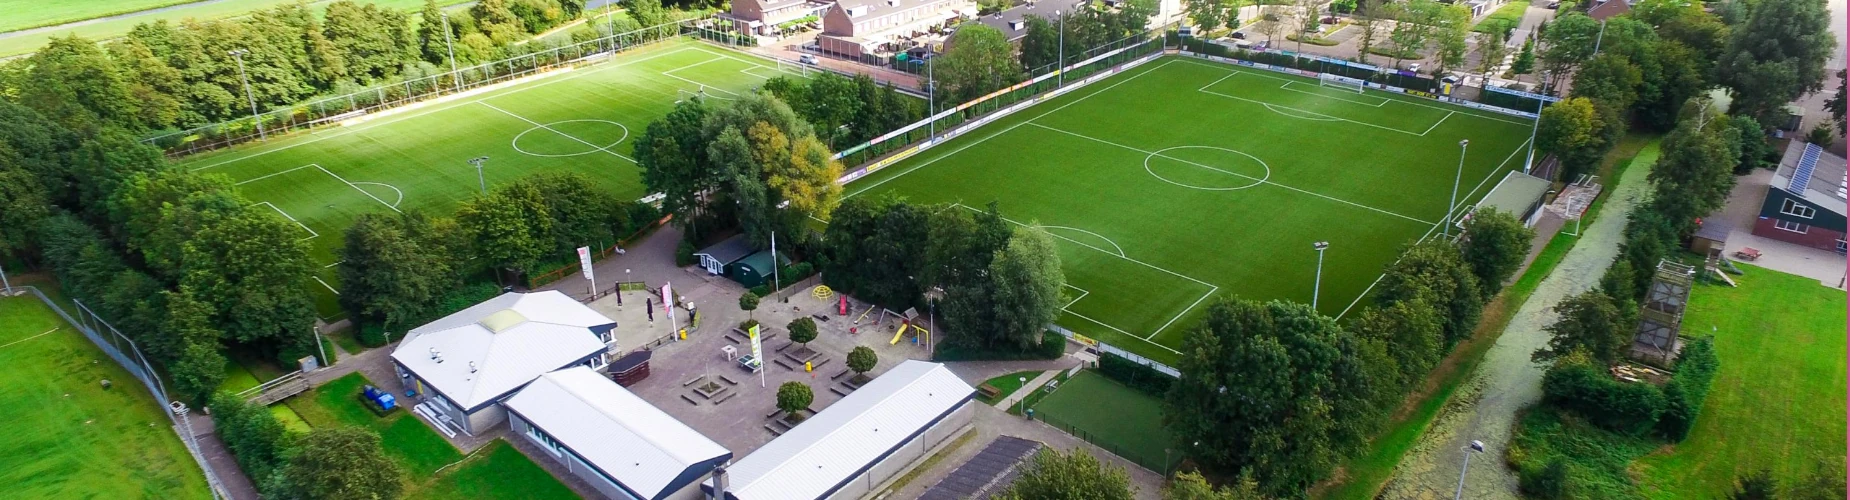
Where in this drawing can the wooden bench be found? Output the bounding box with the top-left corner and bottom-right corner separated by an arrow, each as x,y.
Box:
977,384 -> 1002,400
714,392 -> 737,405
682,376 -> 703,387
811,357 -> 831,369
680,394 -> 700,406
773,358 -> 795,370
830,386 -> 851,397
831,368 -> 852,381
811,313 -> 831,322
775,342 -> 793,353
724,335 -> 741,344
719,375 -> 739,385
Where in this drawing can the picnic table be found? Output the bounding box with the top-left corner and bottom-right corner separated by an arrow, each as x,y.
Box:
1734,247 -> 1762,261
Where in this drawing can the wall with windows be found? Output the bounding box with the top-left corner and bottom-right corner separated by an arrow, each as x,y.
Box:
510,414 -> 648,500
1754,189 -> 1847,252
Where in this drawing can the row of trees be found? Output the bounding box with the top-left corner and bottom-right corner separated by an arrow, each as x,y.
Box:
760,71 -> 926,152
212,393 -> 404,499
931,0 -> 1156,103
1165,208 -> 1531,495
338,172 -> 658,334
0,96 -> 321,401
820,198 -> 1068,356
634,92 -> 845,251
0,0 -> 596,135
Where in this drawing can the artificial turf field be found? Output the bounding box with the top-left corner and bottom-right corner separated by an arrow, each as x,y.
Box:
1030,370 -> 1176,471
175,38 -> 804,317
846,55 -> 1536,364
0,294 -> 212,498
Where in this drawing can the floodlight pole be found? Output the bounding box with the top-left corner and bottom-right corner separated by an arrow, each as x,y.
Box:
1312,241 -> 1329,310
1446,139 -> 1469,238
229,49 -> 266,142
1524,98 -> 1542,173
442,12 -> 461,93
469,156 -> 490,194
1455,440 -> 1486,500
927,55 -> 935,138
1593,20 -> 1607,55
1057,11 -> 1066,87
314,326 -> 329,368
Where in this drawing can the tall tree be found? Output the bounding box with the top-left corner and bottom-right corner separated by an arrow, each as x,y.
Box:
1537,12 -> 1600,91
1716,0 -> 1833,122
1165,471 -> 1265,500
1184,0 -> 1233,34
1459,207 -> 1535,292
1570,53 -> 1645,112
1375,241 -> 1483,345
108,169 -> 246,281
415,0 -> 451,65
180,207 -> 318,357
274,427 -> 404,500
1019,16 -> 1061,72
1647,98 -> 1738,232
995,448 -> 1136,500
1532,290 -> 1632,365
455,184 -> 553,277
1347,296 -> 1443,386
1536,97 -> 1607,180
1354,0 -> 1384,64
19,36 -> 141,132
1431,5 -> 1472,73
986,226 -> 1066,351
323,1 -> 413,82
937,23 -> 1024,102
164,288 -> 230,401
337,213 -> 460,328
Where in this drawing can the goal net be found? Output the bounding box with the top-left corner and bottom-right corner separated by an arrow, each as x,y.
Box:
1319,73 -> 1365,94
775,58 -> 814,78
676,88 -> 708,103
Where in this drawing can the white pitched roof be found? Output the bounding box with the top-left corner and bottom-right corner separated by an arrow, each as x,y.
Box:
722,360 -> 974,500
505,367 -> 732,499
391,291 -> 613,410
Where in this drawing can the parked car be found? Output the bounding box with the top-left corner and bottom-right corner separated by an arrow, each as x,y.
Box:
799,54 -> 818,65
1408,62 -> 1422,72
1230,31 -> 1247,39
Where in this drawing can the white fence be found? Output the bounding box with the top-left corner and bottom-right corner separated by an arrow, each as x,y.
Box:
1048,324 -> 1180,378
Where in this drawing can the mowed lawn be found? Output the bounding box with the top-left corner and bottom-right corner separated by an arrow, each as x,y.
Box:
0,0 -> 473,57
176,38 -> 801,317
1631,265 -> 1848,497
1031,370 -> 1177,471
281,372 -> 575,497
0,295 -> 212,498
848,56 -> 1534,363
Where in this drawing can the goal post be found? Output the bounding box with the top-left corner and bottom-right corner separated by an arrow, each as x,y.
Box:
1319,73 -> 1366,94
776,58 -> 812,77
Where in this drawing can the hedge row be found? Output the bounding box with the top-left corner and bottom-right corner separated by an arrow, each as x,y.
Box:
935,332 -> 1066,361
1539,337 -> 1720,439
1097,351 -> 1173,397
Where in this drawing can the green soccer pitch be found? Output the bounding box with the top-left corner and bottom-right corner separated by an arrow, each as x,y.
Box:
847,56 -> 1536,364
175,38 -> 804,317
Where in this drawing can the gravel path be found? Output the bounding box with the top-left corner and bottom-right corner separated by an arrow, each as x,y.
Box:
1379,157 -> 1655,500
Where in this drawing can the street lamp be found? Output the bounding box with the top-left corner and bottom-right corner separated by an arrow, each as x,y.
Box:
441,12 -> 461,93
1446,139 -> 1469,238
469,156 -> 491,194
228,49 -> 266,141
1454,439 -> 1486,500
1311,241 -> 1329,310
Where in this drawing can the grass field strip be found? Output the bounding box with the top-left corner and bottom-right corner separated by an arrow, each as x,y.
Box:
1177,58 -> 1535,127
0,327 -> 59,350
314,164 -> 403,213
844,59 -> 1183,199
479,101 -> 638,163
1062,283 -> 1092,309
1278,81 -> 1390,107
186,44 -> 713,173
1196,73 -> 1443,136
1023,122 -> 1438,226
951,203 -> 1209,354
252,201 -> 319,240
1333,136 -> 1535,321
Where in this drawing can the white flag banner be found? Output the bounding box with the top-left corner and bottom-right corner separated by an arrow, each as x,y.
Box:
661,282 -> 672,314
577,247 -> 594,280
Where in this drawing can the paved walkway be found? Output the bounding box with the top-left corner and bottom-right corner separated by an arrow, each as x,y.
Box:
889,404 -> 1166,500
182,416 -> 261,500
1380,148 -> 1656,499
993,370 -> 1061,410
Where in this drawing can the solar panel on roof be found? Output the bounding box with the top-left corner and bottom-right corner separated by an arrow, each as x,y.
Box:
1789,143 -> 1823,194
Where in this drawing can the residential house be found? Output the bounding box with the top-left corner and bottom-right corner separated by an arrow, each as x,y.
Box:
819,0 -> 975,56
723,0 -> 833,36
1752,140 -> 1847,253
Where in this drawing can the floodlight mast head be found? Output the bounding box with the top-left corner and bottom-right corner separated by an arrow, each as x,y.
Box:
1313,241 -> 1330,251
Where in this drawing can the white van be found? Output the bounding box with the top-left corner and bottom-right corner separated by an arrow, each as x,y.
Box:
799,54 -> 818,65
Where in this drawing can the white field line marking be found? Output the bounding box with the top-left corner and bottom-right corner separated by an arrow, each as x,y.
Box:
189,45 -> 706,172
1421,110 -> 1457,136
844,59 -> 1181,198
952,203 -> 1217,347
657,58 -> 743,97
252,201 -> 320,239
478,101 -> 637,163
0,328 -> 59,350
1333,137 -> 1533,320
1151,286 -> 1219,340
1177,58 -> 1535,127
314,165 -> 403,213
1279,81 -> 1389,107
351,182 -> 404,208
1065,311 -> 1183,354
234,164 -> 316,185
1039,225 -> 1126,257
314,276 -> 341,295
323,261 -> 344,268
1025,122 -> 1437,225
1061,283 -> 1092,309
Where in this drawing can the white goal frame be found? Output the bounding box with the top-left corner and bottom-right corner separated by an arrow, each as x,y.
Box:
1319,73 -> 1366,94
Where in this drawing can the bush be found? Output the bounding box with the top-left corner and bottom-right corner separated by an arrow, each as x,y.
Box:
676,240 -> 697,267
1657,337 -> 1719,440
1540,360 -> 1666,435
738,293 -> 759,313
847,346 -> 877,374
936,331 -> 1066,361
776,381 -> 813,414
1097,352 -> 1172,397
748,285 -> 770,297
788,317 -> 818,345
210,391 -> 291,481
1519,457 -> 1571,499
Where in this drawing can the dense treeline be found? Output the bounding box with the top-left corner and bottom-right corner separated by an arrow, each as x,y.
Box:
0,0 -> 616,137
818,198 -> 1068,358
760,72 -> 925,151
1164,208 -> 1530,495
337,172 -> 659,340
212,392 -> 406,499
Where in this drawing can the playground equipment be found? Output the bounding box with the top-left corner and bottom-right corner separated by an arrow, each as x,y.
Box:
813,285 -> 834,300
852,303 -> 875,324
889,321 -> 912,345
